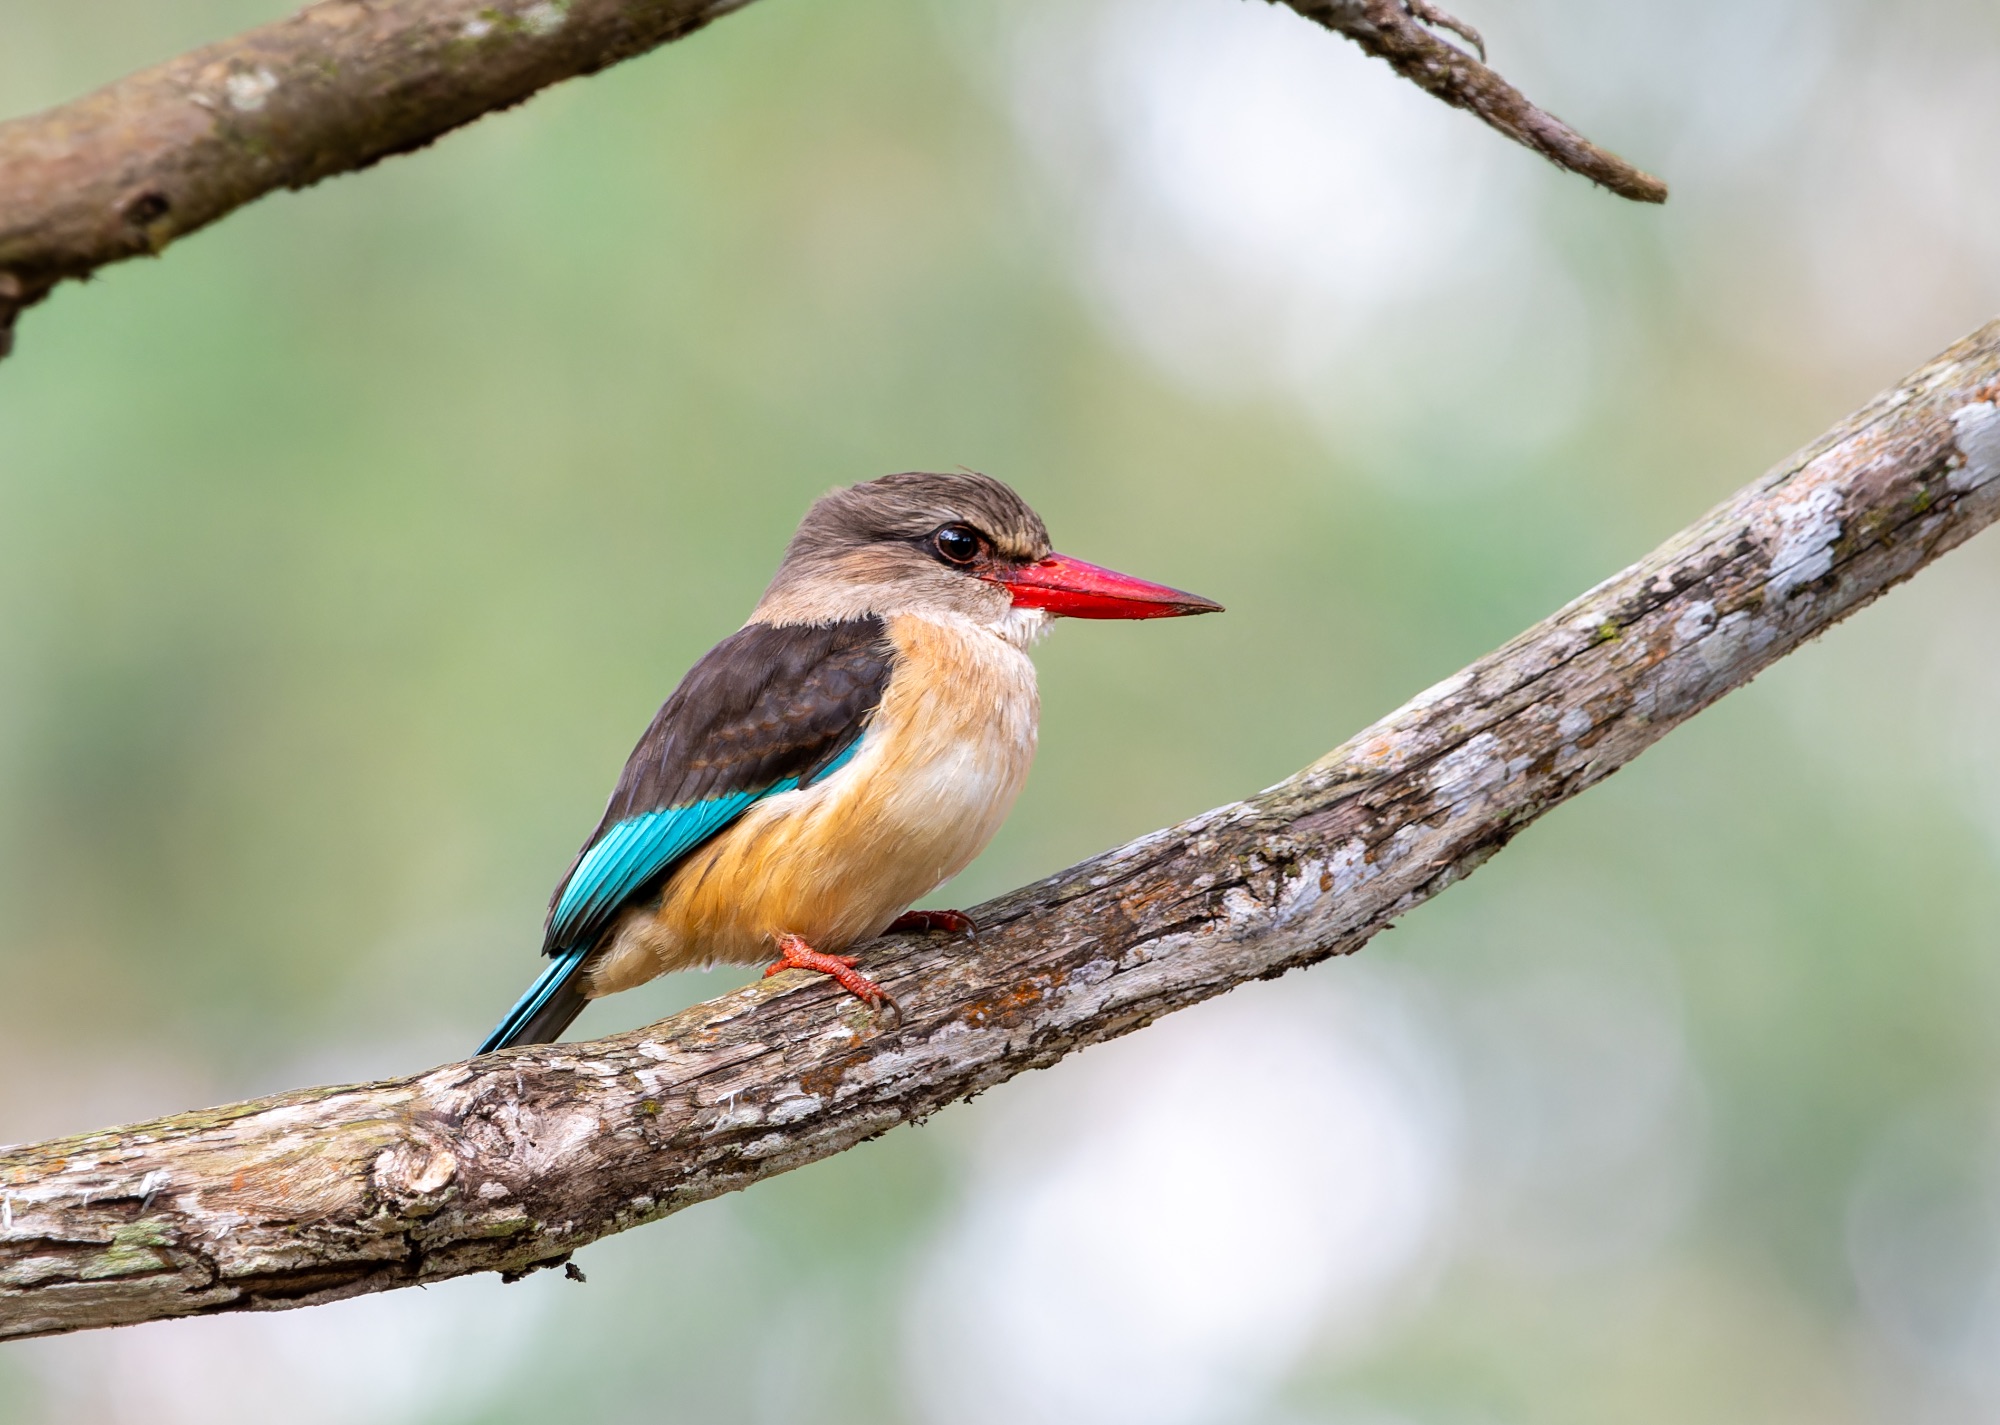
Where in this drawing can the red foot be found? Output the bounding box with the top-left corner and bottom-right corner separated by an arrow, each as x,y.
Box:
886,909 -> 977,937
764,933 -> 900,1018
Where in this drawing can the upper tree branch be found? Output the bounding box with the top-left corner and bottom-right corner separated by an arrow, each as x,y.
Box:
0,0 -> 1661,359
5,319 -> 1998,1341
1279,0 -> 1668,204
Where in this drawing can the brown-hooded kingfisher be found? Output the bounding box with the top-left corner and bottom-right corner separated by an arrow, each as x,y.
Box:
477,472 -> 1222,1053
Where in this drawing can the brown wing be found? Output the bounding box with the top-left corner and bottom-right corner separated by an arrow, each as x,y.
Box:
542,616 -> 894,954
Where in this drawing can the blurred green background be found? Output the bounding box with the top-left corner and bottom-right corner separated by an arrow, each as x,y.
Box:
5,0 -> 2000,1420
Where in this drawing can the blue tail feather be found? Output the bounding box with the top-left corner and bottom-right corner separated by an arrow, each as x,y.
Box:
476,946 -> 592,1055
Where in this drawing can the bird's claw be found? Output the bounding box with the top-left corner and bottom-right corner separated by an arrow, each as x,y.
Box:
885,909 -> 977,939
766,933 -> 902,1023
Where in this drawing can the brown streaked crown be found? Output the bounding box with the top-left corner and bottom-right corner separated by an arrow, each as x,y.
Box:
752,472 -> 1052,627
783,472 -> 1049,563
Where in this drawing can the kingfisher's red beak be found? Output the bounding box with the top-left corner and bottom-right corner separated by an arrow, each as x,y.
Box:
988,552 -> 1224,620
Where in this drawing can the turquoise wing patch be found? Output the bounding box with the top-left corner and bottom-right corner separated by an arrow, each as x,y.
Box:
547,792 -> 763,951
544,737 -> 865,952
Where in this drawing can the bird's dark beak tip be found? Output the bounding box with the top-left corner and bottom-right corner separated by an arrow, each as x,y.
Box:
1151,596 -> 1224,620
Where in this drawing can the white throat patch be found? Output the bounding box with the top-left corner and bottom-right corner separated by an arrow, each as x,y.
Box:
991,605 -> 1053,650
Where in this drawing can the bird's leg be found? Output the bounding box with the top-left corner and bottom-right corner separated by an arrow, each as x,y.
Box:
764,932 -> 900,1018
885,909 -> 977,937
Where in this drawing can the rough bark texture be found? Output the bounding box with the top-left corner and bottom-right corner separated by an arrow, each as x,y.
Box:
4,319 -> 1998,1340
0,0 -> 1662,357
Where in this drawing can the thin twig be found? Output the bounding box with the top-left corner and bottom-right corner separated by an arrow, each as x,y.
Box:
1279,0 -> 1668,202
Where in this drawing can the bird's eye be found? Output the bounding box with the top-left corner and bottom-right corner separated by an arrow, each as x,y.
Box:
931,523 -> 982,566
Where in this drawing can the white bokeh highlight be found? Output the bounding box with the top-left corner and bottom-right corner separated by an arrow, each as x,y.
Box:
904,971 -> 1454,1425
991,0 -> 1595,471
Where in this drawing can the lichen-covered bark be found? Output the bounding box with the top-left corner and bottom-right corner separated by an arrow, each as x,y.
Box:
6,318 -> 1998,1341
0,0 -> 1661,358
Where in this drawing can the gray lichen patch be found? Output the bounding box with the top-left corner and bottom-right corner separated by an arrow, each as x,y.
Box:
1950,399 -> 2000,492
79,1221 -> 179,1281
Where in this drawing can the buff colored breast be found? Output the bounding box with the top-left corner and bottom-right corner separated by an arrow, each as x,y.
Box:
580,612 -> 1039,996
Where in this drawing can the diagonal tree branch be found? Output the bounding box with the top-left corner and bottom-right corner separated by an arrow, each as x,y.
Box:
0,0 -> 1661,360
5,318 -> 1998,1341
